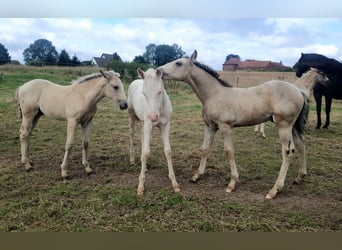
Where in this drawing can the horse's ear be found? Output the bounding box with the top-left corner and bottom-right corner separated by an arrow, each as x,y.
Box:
156,69 -> 163,78
190,50 -> 197,62
137,68 -> 145,79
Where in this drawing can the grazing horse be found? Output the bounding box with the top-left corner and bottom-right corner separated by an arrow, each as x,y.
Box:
15,70 -> 128,179
128,68 -> 180,195
158,51 -> 323,199
296,53 -> 342,128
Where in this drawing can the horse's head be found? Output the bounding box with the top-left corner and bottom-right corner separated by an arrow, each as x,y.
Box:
138,68 -> 164,122
158,50 -> 197,81
100,70 -> 128,110
295,53 -> 310,77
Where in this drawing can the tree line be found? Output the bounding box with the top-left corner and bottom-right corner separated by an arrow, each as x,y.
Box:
0,38 -> 186,68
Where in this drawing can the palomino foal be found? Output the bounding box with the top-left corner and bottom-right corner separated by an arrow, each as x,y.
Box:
16,70 -> 128,179
158,51 -> 324,199
128,68 -> 180,195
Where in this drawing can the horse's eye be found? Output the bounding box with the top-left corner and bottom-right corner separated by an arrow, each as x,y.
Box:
175,61 -> 182,66
113,85 -> 119,90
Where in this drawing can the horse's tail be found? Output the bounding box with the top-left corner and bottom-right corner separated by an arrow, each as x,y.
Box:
294,91 -> 310,136
15,87 -> 22,120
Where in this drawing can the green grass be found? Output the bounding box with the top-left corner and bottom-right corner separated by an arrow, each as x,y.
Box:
0,65 -> 341,232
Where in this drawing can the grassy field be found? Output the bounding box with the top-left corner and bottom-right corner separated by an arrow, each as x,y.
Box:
0,65 -> 341,232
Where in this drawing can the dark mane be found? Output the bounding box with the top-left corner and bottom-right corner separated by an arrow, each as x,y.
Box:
72,72 -> 102,84
193,61 -> 232,87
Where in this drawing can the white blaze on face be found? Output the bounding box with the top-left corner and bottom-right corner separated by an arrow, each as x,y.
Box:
138,68 -> 163,122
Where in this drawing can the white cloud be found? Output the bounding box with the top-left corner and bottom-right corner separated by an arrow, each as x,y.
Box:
1,18 -> 342,69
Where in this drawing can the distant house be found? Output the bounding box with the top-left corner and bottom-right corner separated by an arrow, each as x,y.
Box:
91,53 -> 114,68
223,58 -> 291,71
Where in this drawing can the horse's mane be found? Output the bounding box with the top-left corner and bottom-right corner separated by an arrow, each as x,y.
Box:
193,61 -> 232,87
72,72 -> 102,84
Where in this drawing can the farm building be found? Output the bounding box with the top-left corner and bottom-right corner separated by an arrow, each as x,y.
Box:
91,53 -> 114,68
223,58 -> 291,71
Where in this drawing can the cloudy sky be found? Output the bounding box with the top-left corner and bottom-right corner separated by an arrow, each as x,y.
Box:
1,1 -> 342,70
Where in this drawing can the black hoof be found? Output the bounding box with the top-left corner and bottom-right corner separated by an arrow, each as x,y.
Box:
189,178 -> 197,183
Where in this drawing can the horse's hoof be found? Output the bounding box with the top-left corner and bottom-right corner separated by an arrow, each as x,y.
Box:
25,166 -> 34,172
137,189 -> 144,195
225,187 -> 234,193
173,186 -> 181,193
62,178 -> 71,184
129,160 -> 135,166
190,177 -> 198,183
265,190 -> 277,199
86,171 -> 95,176
85,168 -> 95,176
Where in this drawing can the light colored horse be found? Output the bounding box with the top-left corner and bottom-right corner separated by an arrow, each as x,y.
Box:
128,68 -> 180,195
15,70 -> 128,179
253,68 -> 327,138
158,50 -> 324,199
254,123 -> 266,138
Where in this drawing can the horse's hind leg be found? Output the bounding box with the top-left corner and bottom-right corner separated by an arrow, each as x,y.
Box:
219,123 -> 239,193
293,130 -> 307,184
60,119 -> 77,179
160,122 -> 180,193
81,121 -> 94,175
19,111 -> 41,171
323,96 -> 332,129
314,92 -> 322,129
192,124 -> 217,182
266,126 -> 294,199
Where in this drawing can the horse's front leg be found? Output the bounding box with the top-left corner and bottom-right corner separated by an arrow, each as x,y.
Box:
61,119 -> 77,179
160,122 -> 180,193
137,121 -> 152,195
81,121 -> 94,175
129,113 -> 137,165
219,123 -> 239,193
192,124 -> 217,182
323,96 -> 332,129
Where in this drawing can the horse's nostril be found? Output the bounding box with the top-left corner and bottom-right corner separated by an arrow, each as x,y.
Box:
119,101 -> 128,110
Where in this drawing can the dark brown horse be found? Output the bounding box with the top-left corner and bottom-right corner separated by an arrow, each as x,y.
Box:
296,53 -> 342,129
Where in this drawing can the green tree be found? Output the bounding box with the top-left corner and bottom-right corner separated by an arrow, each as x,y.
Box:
142,43 -> 185,67
133,55 -> 147,64
154,44 -> 185,66
23,39 -> 58,66
143,43 -> 157,66
58,49 -> 71,66
225,54 -> 241,61
112,52 -> 122,62
71,54 -> 81,67
0,43 -> 11,65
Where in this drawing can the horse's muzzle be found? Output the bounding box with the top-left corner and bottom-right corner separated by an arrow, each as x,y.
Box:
119,100 -> 128,110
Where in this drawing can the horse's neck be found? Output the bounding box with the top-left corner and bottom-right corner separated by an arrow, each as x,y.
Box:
295,72 -> 320,96
75,79 -> 106,105
188,68 -> 224,104
161,87 -> 172,114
